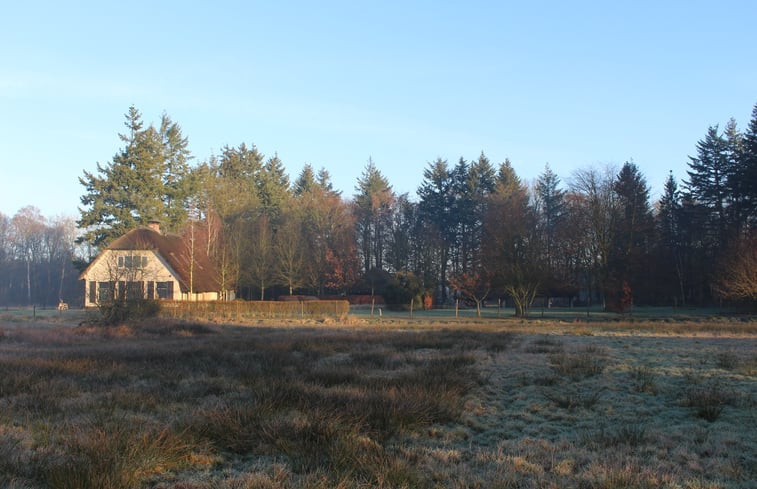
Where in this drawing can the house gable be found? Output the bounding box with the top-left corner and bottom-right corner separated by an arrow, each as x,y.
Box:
79,226 -> 228,306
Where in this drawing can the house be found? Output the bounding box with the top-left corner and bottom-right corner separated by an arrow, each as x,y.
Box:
79,221 -> 234,307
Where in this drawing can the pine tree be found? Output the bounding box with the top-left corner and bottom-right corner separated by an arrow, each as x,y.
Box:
316,167 -> 338,194
451,153 -> 495,275
354,158 -> 394,274
611,161 -> 654,305
257,153 -> 291,221
449,157 -> 470,275
217,143 -> 264,181
78,106 -> 188,247
417,158 -> 455,303
387,194 -> 416,274
160,113 -> 193,231
656,172 -> 686,304
739,103 -> 757,229
685,125 -> 729,248
535,163 -> 565,274
293,164 -> 317,196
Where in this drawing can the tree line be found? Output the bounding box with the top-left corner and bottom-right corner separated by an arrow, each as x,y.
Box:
0,208 -> 80,307
2,104 -> 755,313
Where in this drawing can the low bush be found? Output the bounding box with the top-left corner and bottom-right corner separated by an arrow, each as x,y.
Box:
97,298 -> 159,325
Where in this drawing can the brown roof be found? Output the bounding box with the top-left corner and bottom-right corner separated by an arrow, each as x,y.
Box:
90,227 -> 222,293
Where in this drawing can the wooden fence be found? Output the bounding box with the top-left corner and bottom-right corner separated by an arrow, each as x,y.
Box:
158,300 -> 350,321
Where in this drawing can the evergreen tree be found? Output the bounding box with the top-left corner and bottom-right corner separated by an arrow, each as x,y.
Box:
257,153 -> 291,221
387,194 -> 416,274
159,113 -> 194,231
78,106 -> 190,247
739,103 -> 757,229
611,161 -> 654,305
293,164 -> 317,196
417,158 -> 455,303
723,118 -> 744,230
656,172 -> 686,305
316,167 -> 338,193
535,163 -> 565,275
217,143 -> 264,181
449,157 -> 470,275
685,125 -> 729,249
354,158 -> 394,274
450,153 -> 495,276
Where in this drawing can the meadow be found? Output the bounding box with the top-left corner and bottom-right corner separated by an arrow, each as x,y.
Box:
0,309 -> 755,488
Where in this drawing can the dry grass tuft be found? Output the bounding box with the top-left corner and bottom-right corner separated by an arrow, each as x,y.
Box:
681,383 -> 736,422
543,387 -> 602,410
583,422 -> 648,448
549,345 -> 608,379
632,365 -> 659,394
38,420 -> 196,489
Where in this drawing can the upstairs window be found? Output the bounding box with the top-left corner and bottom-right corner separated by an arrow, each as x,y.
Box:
117,255 -> 148,269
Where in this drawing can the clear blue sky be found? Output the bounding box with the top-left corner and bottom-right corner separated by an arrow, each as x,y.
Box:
2,0 -> 755,219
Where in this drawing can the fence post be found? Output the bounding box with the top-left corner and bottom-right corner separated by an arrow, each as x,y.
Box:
410,298 -> 414,319
455,299 -> 459,318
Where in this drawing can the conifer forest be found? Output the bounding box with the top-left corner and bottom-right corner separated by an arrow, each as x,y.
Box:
1,103 -> 756,313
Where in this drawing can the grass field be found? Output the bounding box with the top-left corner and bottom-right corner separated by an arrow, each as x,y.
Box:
0,312 -> 755,488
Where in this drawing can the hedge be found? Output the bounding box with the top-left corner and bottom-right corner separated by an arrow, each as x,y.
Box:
158,300 -> 350,321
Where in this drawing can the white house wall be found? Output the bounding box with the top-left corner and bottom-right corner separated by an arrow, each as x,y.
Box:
81,250 -> 182,306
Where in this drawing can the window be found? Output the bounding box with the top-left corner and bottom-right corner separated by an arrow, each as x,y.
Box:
118,255 -> 148,269
98,282 -> 114,302
89,281 -> 96,304
147,281 -> 155,300
156,281 -> 173,299
126,281 -> 144,300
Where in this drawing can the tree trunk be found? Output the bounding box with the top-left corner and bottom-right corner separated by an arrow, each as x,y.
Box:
26,260 -> 31,306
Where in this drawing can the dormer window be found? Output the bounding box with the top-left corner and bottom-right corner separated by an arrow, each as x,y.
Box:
117,255 -> 148,269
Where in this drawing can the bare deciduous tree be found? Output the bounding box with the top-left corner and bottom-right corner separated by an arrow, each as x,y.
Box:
275,211 -> 305,296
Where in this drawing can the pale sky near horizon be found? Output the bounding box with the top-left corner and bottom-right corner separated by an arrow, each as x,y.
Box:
1,1 -> 755,220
